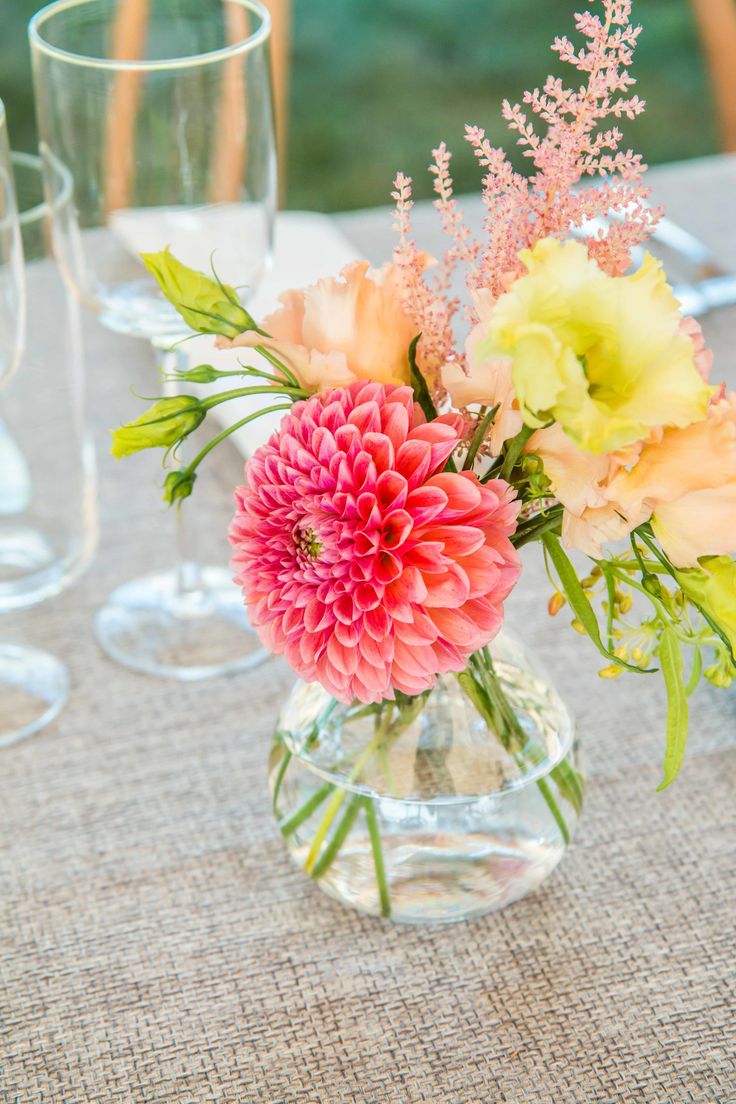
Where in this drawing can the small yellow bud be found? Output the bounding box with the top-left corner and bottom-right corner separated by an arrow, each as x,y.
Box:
548,591 -> 567,616
598,664 -> 623,679
571,618 -> 586,635
613,645 -> 628,660
619,594 -> 633,614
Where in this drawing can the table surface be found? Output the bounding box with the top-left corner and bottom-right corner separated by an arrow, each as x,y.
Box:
3,155 -> 736,1104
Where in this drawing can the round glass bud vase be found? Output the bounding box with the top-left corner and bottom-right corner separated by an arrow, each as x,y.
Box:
269,634 -> 583,924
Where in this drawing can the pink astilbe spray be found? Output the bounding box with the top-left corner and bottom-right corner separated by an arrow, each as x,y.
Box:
391,173 -> 458,388
394,0 -> 662,326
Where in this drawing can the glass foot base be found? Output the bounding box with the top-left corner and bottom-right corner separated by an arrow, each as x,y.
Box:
0,643 -> 69,748
95,565 -> 270,681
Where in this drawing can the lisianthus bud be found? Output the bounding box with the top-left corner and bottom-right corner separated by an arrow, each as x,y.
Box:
141,248 -> 258,339
172,364 -> 225,384
163,469 -> 197,505
111,395 -> 205,458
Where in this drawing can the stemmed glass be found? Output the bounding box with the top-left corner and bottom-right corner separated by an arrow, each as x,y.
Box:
29,0 -> 277,680
0,99 -> 71,747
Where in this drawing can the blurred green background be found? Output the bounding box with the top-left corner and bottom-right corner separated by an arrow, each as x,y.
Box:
1,0 -> 716,211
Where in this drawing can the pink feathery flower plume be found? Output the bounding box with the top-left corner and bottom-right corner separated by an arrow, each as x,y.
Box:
230,382 -> 521,704
391,173 -> 459,388
394,0 -> 661,322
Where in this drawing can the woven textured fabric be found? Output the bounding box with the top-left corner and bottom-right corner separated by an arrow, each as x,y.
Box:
2,158 -> 736,1104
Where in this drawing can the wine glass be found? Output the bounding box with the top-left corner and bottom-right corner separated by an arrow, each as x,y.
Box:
0,99 -> 71,748
29,0 -> 277,680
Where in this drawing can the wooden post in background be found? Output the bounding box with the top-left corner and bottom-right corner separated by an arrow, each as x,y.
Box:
691,0 -> 736,151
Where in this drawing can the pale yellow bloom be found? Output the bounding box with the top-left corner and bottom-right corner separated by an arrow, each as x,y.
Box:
473,237 -> 712,455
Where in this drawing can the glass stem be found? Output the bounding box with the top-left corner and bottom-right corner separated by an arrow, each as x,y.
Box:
153,338 -> 206,602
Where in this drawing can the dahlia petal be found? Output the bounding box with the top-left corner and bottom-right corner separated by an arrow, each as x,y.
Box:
428,605 -> 484,649
404,485 -> 448,527
380,401 -> 410,448
348,400 -> 382,435
420,525 -> 486,557
386,566 -> 428,606
381,509 -> 414,549
427,472 -> 483,517
394,610 -> 439,646
395,440 -> 432,486
327,635 -> 359,676
335,620 -> 361,647
362,431 -> 395,472
375,470 -> 408,511
375,550 -> 402,584
359,632 -> 394,667
364,605 -> 391,640
422,563 -> 471,608
354,582 -> 382,611
335,593 -> 360,625
393,640 -> 438,678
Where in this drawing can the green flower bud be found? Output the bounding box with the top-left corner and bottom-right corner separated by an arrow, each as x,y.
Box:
111,395 -> 205,458
642,573 -> 663,599
163,468 -> 197,505
141,248 -> 258,338
172,364 -> 225,384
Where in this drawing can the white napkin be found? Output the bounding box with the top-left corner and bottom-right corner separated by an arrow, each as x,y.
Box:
185,210 -> 361,457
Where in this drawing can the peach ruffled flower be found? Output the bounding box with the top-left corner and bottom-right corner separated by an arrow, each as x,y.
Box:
607,393 -> 736,567
524,424 -> 640,558
217,261 -> 419,393
230,381 -> 521,704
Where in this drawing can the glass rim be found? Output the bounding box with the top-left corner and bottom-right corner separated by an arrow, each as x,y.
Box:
11,151 -> 73,226
28,0 -> 271,72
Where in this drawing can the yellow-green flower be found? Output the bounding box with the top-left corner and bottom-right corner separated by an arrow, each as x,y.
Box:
475,238 -> 712,454
675,555 -> 736,661
142,248 -> 258,339
111,395 -> 205,458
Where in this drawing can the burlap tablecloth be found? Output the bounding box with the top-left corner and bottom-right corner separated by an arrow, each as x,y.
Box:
2,157 -> 735,1103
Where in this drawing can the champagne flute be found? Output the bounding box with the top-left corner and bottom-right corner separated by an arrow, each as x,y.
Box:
29,0 -> 277,680
0,98 -> 71,748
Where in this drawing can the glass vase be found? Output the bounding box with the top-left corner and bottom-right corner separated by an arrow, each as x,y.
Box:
269,634 -> 583,925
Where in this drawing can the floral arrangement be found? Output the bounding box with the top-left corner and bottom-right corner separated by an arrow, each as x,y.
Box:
115,0 -> 735,819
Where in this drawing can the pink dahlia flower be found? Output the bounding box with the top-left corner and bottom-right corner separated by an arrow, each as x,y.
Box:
230,381 -> 521,703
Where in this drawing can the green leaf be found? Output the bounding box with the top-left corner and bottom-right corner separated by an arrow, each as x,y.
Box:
499,424 -> 534,482
408,334 -> 457,473
408,334 -> 437,421
462,404 -> 498,471
657,626 -> 689,791
542,532 -> 653,674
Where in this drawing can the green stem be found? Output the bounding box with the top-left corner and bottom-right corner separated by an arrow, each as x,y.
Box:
253,344 -> 301,389
201,384 -> 306,410
310,795 -> 363,881
364,798 -> 391,917
303,704 -> 397,872
271,745 -> 293,814
511,506 -> 563,549
183,404 -> 293,477
537,777 -> 571,845
278,781 -> 334,837
462,653 -> 579,843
